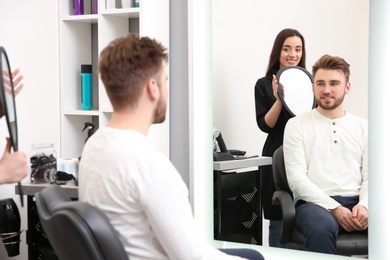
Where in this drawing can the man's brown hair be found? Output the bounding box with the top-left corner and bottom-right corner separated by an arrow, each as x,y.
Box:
99,34 -> 168,111
312,54 -> 350,82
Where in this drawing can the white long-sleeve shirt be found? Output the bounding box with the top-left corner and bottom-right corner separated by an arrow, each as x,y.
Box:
79,127 -> 243,260
283,109 -> 368,211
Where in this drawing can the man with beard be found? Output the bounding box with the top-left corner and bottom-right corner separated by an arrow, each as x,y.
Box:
78,34 -> 263,260
283,54 -> 368,254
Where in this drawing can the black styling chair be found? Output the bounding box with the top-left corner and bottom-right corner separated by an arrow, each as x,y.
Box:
35,185 -> 128,260
271,145 -> 368,256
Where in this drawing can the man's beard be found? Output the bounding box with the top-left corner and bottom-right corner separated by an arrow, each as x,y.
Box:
153,96 -> 166,124
316,93 -> 345,110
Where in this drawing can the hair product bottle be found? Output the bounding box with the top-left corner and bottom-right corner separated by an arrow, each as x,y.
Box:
81,64 -> 92,110
73,0 -> 84,15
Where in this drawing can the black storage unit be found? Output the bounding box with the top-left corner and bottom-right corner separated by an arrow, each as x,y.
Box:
26,196 -> 58,260
214,169 -> 262,245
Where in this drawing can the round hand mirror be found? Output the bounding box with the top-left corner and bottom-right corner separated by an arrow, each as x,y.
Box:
276,66 -> 317,117
0,46 -> 23,206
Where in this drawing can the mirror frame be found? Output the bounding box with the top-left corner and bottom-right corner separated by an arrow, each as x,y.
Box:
0,46 -> 18,151
0,46 -> 23,207
276,65 -> 317,117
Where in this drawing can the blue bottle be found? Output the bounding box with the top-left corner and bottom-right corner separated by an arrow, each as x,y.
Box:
81,64 -> 92,110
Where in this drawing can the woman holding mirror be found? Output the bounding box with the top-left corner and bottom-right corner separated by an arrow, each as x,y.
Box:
0,68 -> 27,184
254,28 -> 306,248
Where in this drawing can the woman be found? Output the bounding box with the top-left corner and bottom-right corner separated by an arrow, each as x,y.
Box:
254,28 -> 306,248
0,68 -> 27,184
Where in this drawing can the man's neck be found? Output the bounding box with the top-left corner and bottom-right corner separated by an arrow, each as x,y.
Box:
316,106 -> 346,120
106,111 -> 150,136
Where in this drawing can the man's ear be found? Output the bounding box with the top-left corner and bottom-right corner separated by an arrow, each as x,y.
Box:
345,82 -> 351,94
146,78 -> 160,101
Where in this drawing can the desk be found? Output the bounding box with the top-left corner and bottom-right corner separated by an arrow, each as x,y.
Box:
213,156 -> 272,245
15,183 -> 78,260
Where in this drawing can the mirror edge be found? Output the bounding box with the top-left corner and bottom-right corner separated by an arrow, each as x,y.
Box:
0,46 -> 18,152
276,65 -> 316,117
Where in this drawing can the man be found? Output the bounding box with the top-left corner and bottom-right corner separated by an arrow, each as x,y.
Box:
78,34 -> 263,260
283,54 -> 368,254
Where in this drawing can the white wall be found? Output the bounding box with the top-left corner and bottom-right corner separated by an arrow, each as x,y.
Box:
211,0 -> 369,246
0,0 -> 60,259
141,0 -> 170,157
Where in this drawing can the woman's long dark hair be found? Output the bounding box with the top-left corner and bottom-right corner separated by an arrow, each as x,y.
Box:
265,28 -> 306,78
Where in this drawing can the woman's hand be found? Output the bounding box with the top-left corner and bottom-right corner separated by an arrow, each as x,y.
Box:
272,74 -> 284,101
0,138 -> 28,184
272,74 -> 279,99
12,68 -> 24,96
2,68 -> 24,96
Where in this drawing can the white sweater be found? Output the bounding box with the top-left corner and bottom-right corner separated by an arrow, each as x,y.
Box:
79,127 -> 243,260
283,109 -> 368,210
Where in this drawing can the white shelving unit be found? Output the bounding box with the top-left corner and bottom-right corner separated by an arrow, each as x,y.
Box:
58,0 -> 169,159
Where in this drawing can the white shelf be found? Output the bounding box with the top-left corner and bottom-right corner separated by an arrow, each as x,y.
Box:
58,0 -> 143,159
61,9 -> 140,21
64,110 -> 100,116
58,0 -> 168,159
101,8 -> 140,18
213,156 -> 272,171
62,14 -> 99,23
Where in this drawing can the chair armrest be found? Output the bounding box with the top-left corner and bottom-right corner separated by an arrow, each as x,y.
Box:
272,190 -> 296,244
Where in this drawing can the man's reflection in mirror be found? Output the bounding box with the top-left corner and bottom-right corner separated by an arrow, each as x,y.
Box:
284,54 -> 368,254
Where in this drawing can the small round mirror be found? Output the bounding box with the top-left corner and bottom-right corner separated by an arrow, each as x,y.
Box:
276,66 -> 316,117
0,46 -> 23,206
0,47 -> 18,151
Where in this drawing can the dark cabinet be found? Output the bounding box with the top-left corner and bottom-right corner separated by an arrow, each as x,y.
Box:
213,156 -> 272,245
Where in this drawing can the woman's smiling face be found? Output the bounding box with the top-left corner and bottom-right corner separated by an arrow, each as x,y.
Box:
279,36 -> 303,69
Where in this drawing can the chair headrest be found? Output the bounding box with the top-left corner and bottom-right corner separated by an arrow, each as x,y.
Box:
36,185 -> 72,215
35,185 -> 129,260
272,146 -> 292,195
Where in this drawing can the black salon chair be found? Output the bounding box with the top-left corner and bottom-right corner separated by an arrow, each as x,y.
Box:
35,185 -> 128,260
271,145 -> 368,256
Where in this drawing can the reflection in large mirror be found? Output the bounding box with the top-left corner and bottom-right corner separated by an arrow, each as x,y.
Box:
0,46 -> 23,206
276,66 -> 316,117
211,0 -> 369,257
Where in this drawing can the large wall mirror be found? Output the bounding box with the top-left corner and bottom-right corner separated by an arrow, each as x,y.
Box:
210,0 -> 369,257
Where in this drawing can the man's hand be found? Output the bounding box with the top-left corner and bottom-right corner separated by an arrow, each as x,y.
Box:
352,205 -> 368,230
330,205 -> 364,232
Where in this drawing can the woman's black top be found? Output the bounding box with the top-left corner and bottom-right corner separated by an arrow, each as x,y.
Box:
254,75 -> 293,220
